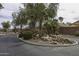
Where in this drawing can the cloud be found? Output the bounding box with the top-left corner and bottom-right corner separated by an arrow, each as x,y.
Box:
0,9 -> 13,19
2,3 -> 21,12
58,3 -> 79,23
0,3 -> 22,28
0,3 -> 22,19
0,15 -> 12,19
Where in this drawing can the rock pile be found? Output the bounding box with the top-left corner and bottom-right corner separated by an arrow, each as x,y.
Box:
32,34 -> 73,44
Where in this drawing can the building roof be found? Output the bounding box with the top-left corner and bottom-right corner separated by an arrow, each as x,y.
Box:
72,20 -> 79,25
59,23 -> 70,27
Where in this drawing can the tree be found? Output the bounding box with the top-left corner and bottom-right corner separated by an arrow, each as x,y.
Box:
52,19 -> 59,34
43,3 -> 59,35
22,3 -> 59,36
46,3 -> 59,19
12,12 -> 18,33
59,17 -> 63,23
24,3 -> 59,28
17,8 -> 28,31
35,3 -> 46,31
43,3 -> 59,27
0,4 -> 3,9
44,19 -> 59,35
12,8 -> 28,32
14,3 -> 59,36
23,3 -> 47,32
1,21 -> 10,32
44,19 -> 53,34
24,3 -> 37,29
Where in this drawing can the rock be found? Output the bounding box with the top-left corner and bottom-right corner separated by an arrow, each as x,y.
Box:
36,34 -> 39,37
49,41 -> 58,44
32,34 -> 72,44
41,35 -> 53,41
64,39 -> 72,44
50,35 -> 57,38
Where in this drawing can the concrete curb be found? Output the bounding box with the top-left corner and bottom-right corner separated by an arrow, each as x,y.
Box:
17,35 -> 78,47
0,34 -> 6,35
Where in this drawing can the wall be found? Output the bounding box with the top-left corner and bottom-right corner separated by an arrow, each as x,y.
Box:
59,27 -> 79,35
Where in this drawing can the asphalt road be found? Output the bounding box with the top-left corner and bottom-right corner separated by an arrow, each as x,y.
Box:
0,35 -> 79,56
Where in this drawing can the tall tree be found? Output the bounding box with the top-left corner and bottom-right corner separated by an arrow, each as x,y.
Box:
17,8 -> 27,31
12,8 -> 28,32
12,12 -> 18,32
26,3 -> 36,29
46,3 -> 59,19
24,3 -> 46,29
22,3 -> 59,36
35,3 -> 46,31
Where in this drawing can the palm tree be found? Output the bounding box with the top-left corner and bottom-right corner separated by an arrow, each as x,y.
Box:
23,3 -> 46,30
44,18 -> 59,35
46,3 -> 59,19
35,3 -> 46,30
52,19 -> 59,34
44,3 -> 59,34
25,3 -> 36,29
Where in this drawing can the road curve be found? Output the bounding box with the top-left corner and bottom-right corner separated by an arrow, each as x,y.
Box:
0,35 -> 79,56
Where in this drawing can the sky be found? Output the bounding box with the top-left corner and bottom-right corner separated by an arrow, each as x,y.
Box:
0,3 -> 22,28
58,3 -> 79,23
0,3 -> 79,28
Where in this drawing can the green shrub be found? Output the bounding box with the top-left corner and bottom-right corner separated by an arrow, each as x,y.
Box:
18,32 -> 23,38
74,31 -> 79,36
19,31 -> 33,40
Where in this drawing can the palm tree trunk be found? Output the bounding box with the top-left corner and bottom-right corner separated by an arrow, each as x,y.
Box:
39,20 -> 42,31
29,20 -> 36,29
39,19 -> 42,37
14,26 -> 16,33
32,20 -> 36,29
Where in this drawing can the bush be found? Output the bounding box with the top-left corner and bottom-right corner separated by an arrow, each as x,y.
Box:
74,31 -> 79,36
18,32 -> 23,38
19,31 -> 33,40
